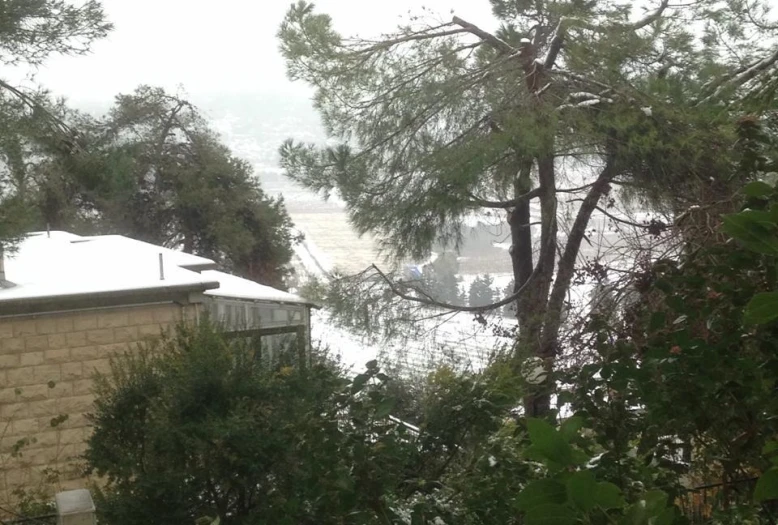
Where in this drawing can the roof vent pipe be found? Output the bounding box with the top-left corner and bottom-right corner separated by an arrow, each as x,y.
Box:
159,253 -> 165,281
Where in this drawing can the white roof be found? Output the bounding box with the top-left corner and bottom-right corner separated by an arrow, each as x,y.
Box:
1,231 -> 309,306
201,270 -> 306,304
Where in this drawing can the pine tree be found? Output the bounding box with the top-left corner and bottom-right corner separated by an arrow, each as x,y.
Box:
32,87 -> 296,287
422,252 -> 465,306
468,275 -> 496,308
0,0 -> 111,248
278,0 -> 778,415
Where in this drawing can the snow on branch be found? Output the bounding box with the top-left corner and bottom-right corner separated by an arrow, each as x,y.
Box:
558,92 -> 614,110
626,0 -> 670,31
696,46 -> 778,105
543,18 -> 565,70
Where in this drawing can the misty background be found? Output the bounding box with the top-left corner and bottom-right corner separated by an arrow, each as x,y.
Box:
6,0 -> 507,275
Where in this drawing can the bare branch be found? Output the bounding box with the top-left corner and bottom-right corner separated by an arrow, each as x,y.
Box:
355,27 -> 470,53
557,182 -> 598,193
467,187 -> 542,208
370,232 -> 552,313
451,16 -> 518,56
593,205 -> 662,230
543,18 -> 565,70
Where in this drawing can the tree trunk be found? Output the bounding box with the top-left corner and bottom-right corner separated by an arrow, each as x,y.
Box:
508,155 -> 557,419
510,162 -> 534,325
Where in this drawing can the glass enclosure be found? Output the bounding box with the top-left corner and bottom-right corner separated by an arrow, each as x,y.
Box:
203,297 -> 310,361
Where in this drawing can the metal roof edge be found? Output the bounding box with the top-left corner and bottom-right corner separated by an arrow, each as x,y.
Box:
203,292 -> 319,309
0,281 -> 221,317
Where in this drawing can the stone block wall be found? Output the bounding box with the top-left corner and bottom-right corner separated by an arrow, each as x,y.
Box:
0,301 -> 199,501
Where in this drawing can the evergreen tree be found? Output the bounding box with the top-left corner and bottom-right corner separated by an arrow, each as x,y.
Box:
279,0 -> 778,415
32,87 -> 296,287
469,274 -> 496,308
501,279 -> 516,318
0,0 -> 111,247
421,252 -> 465,306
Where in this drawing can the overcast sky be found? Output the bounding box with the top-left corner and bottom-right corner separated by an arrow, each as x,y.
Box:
10,0 -> 495,107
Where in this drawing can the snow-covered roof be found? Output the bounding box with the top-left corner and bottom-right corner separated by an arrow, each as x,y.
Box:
201,270 -> 308,305
0,231 -> 310,307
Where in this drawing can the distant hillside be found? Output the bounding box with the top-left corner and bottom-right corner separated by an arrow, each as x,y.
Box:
198,91 -> 326,200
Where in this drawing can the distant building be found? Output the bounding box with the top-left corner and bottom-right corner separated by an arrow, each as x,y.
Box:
0,231 -> 313,498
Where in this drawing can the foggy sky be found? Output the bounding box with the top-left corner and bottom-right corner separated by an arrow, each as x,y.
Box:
11,0 -> 495,107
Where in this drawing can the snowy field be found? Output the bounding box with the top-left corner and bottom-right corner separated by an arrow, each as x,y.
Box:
294,227 -> 599,377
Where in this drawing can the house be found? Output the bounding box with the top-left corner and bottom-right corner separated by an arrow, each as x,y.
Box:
0,231 -> 313,498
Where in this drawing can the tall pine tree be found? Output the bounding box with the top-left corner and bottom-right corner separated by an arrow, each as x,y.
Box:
279,0 -> 778,415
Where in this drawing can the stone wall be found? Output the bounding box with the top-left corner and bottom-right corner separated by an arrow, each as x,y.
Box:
0,301 -> 199,501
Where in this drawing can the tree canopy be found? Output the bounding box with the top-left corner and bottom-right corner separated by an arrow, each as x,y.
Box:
278,0 -> 778,415
0,0 -> 111,248
1,86 -> 297,287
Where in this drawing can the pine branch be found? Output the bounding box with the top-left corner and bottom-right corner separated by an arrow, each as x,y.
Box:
543,18 -> 565,70
626,0 -> 670,30
451,16 -> 518,56
696,46 -> 778,105
467,188 -> 542,209
369,233 -> 550,313
744,0 -> 778,31
354,26 -> 470,53
0,79 -> 74,139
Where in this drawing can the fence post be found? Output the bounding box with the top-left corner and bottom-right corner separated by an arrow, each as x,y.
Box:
55,489 -> 96,525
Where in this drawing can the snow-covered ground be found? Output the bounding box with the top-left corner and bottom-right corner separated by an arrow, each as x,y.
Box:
203,95 -> 664,377
294,230 -> 600,377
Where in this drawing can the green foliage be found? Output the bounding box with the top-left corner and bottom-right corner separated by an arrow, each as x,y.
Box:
86,323 -> 460,524
28,86 -> 296,286
754,469 -> 778,503
468,275 -> 496,308
278,0 -> 770,262
514,417 -> 681,525
275,0 -> 778,426
87,323 -> 341,523
0,0 -> 111,247
568,178 -> 778,522
0,0 -> 111,66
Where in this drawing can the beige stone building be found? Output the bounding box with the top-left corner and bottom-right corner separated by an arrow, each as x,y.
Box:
0,231 -> 313,501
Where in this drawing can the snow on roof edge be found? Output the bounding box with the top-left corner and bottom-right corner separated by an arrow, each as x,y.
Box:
1,231 -> 312,309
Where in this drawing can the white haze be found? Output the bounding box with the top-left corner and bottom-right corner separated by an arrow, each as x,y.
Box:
7,0 -> 495,106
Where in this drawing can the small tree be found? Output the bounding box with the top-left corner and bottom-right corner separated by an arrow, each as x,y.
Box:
421,252 -> 465,306
469,274 -> 496,308
86,324 -> 343,523
86,324 -> 456,524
